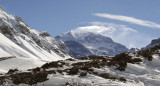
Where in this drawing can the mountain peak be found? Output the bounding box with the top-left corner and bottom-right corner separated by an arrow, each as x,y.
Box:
151,38 -> 160,45
143,38 -> 160,49
56,31 -> 128,58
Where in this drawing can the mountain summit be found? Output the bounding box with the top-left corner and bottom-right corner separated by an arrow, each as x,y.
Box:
56,30 -> 128,58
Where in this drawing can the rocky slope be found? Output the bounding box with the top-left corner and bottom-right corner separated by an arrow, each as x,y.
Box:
56,30 -> 128,58
0,6 -> 71,61
129,48 -> 140,53
144,38 -> 160,49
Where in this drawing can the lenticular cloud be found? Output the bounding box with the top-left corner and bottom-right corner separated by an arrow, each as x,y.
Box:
94,13 -> 160,29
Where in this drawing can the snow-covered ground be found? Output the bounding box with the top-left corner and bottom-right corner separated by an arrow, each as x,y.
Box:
37,74 -> 140,86
0,33 -> 38,59
0,57 -> 46,73
0,46 -> 160,86
4,56 -> 159,86
39,57 -> 160,86
0,48 -> 12,57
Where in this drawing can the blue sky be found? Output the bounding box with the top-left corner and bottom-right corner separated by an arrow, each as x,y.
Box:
0,0 -> 160,48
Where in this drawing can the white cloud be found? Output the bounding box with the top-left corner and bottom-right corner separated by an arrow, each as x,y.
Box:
74,22 -> 154,48
94,13 -> 160,29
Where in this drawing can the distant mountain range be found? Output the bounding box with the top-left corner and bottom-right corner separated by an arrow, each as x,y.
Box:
56,30 -> 128,58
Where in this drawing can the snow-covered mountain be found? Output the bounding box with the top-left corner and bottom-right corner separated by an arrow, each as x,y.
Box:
129,48 -> 140,53
144,38 -> 160,49
56,30 -> 128,58
0,7 -> 71,61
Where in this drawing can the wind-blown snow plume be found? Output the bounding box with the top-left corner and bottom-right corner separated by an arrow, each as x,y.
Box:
74,22 -> 154,48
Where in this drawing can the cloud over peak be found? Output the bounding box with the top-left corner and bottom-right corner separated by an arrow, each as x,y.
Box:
74,22 -> 153,48
94,13 -> 160,29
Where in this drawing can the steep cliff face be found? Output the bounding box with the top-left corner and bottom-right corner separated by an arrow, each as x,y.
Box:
56,30 -> 128,58
0,7 -> 71,61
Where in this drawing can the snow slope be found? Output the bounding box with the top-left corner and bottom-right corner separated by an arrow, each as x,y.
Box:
0,48 -> 12,57
0,33 -> 39,59
0,57 -> 45,73
0,7 -> 71,61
